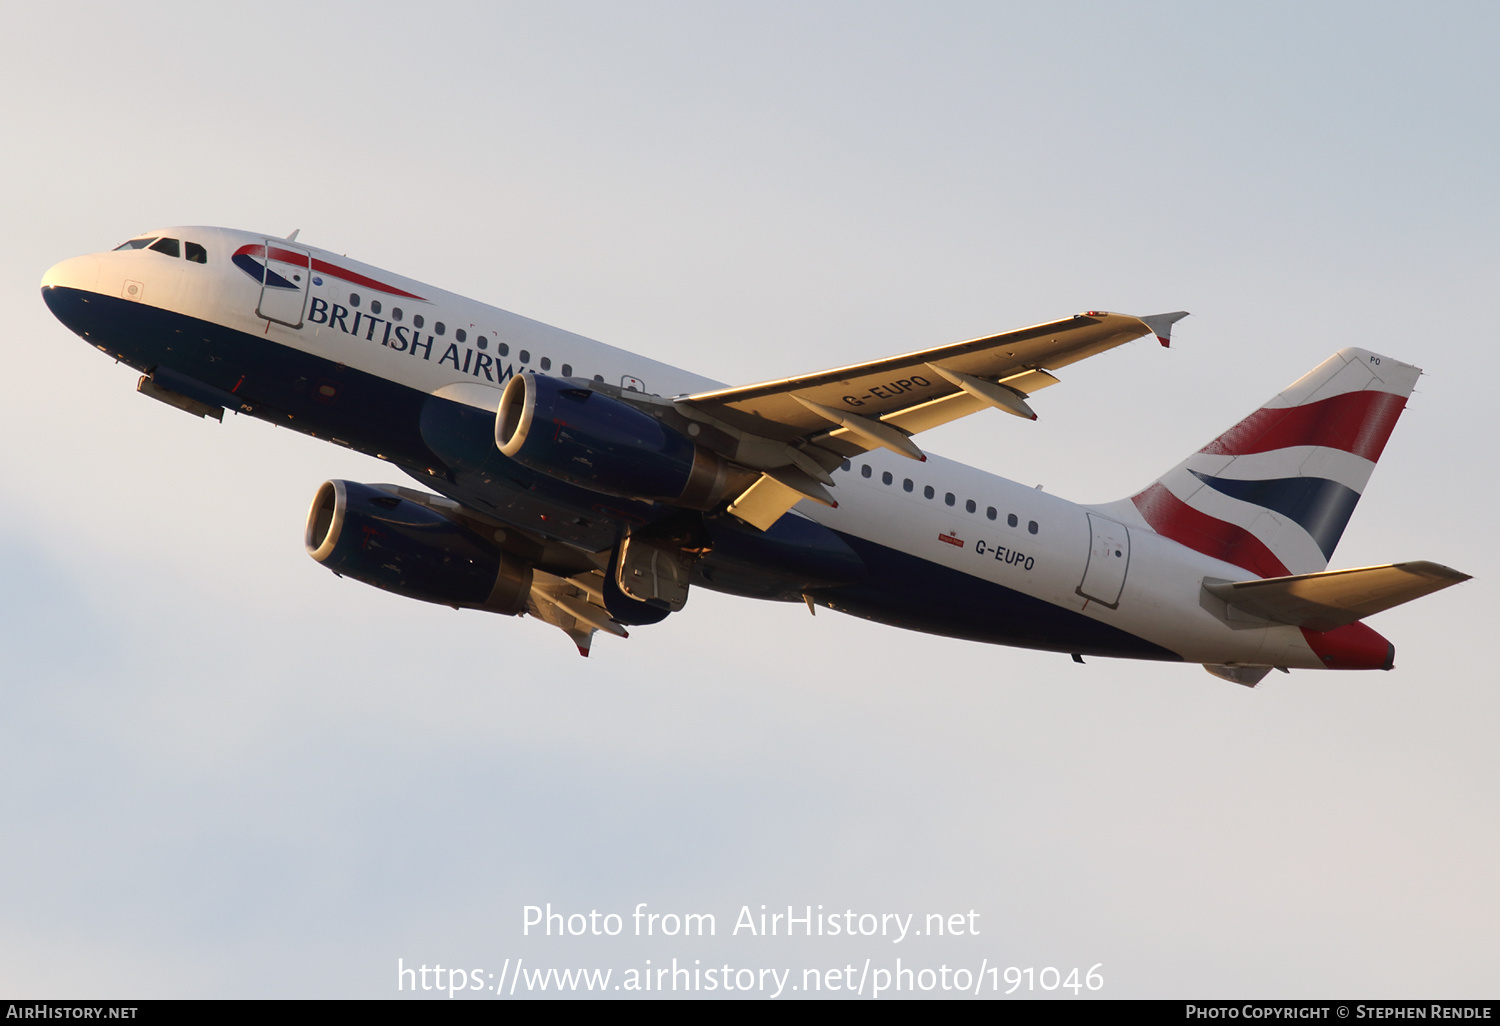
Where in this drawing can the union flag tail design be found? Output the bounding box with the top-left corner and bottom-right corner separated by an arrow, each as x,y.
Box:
1131,348 -> 1420,578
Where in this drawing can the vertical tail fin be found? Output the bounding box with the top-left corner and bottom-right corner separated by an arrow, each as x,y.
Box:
1130,348 -> 1420,577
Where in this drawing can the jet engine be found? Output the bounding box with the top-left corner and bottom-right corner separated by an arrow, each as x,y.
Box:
495,373 -> 734,509
305,480 -> 531,614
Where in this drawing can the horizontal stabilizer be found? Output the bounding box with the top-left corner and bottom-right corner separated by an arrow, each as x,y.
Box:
1204,561 -> 1471,632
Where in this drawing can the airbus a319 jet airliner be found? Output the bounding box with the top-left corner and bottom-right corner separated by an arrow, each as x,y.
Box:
40,227 -> 1469,684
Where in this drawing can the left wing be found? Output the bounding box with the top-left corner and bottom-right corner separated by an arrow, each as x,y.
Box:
674,310 -> 1186,528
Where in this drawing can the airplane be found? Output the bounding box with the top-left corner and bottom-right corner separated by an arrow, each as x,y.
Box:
39,226 -> 1470,685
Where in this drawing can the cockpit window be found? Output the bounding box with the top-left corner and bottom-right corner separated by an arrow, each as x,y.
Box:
148,237 -> 180,258
185,242 -> 207,264
113,237 -> 156,251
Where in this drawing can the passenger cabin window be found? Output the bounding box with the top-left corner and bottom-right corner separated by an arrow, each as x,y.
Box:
861,465 -> 872,479
371,300 -> 382,315
561,363 -> 572,376
392,308 -> 403,322
114,238 -> 156,251
413,314 -> 424,329
349,293 -> 361,307
882,471 -> 892,485
499,343 -> 510,357
455,328 -> 467,342
540,357 -> 551,371
185,242 -> 207,264
149,237 -> 180,258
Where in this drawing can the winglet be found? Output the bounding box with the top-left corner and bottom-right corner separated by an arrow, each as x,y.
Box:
1139,311 -> 1189,348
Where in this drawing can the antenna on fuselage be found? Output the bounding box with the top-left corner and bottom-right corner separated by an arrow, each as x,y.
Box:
285,229 -> 301,242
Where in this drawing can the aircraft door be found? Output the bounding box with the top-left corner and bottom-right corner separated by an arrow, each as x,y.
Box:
616,532 -> 692,611
254,240 -> 312,328
1078,513 -> 1131,608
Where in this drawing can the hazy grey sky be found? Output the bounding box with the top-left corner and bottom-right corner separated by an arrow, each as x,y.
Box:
2,0 -> 1496,998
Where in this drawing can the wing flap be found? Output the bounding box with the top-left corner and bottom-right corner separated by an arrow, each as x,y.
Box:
875,390 -> 988,437
1204,561 -> 1471,631
725,473 -> 808,531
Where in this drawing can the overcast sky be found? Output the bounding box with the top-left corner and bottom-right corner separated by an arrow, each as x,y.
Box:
1,0 -> 1496,999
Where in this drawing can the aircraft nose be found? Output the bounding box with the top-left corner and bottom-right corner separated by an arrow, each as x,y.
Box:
40,254 -> 100,292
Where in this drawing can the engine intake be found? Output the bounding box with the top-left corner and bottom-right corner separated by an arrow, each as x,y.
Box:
305,480 -> 531,614
495,373 -> 731,509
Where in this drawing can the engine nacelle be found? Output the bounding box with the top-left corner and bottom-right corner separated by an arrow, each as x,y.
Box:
495,373 -> 731,509
305,480 -> 531,614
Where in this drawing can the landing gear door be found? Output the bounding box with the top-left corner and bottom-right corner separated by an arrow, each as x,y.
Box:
1078,513 -> 1130,608
616,534 -> 692,611
254,240 -> 312,329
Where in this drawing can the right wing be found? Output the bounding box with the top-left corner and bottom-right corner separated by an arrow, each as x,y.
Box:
672,310 -> 1187,528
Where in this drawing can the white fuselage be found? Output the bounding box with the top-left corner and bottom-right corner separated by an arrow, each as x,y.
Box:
41,226 -> 1353,671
